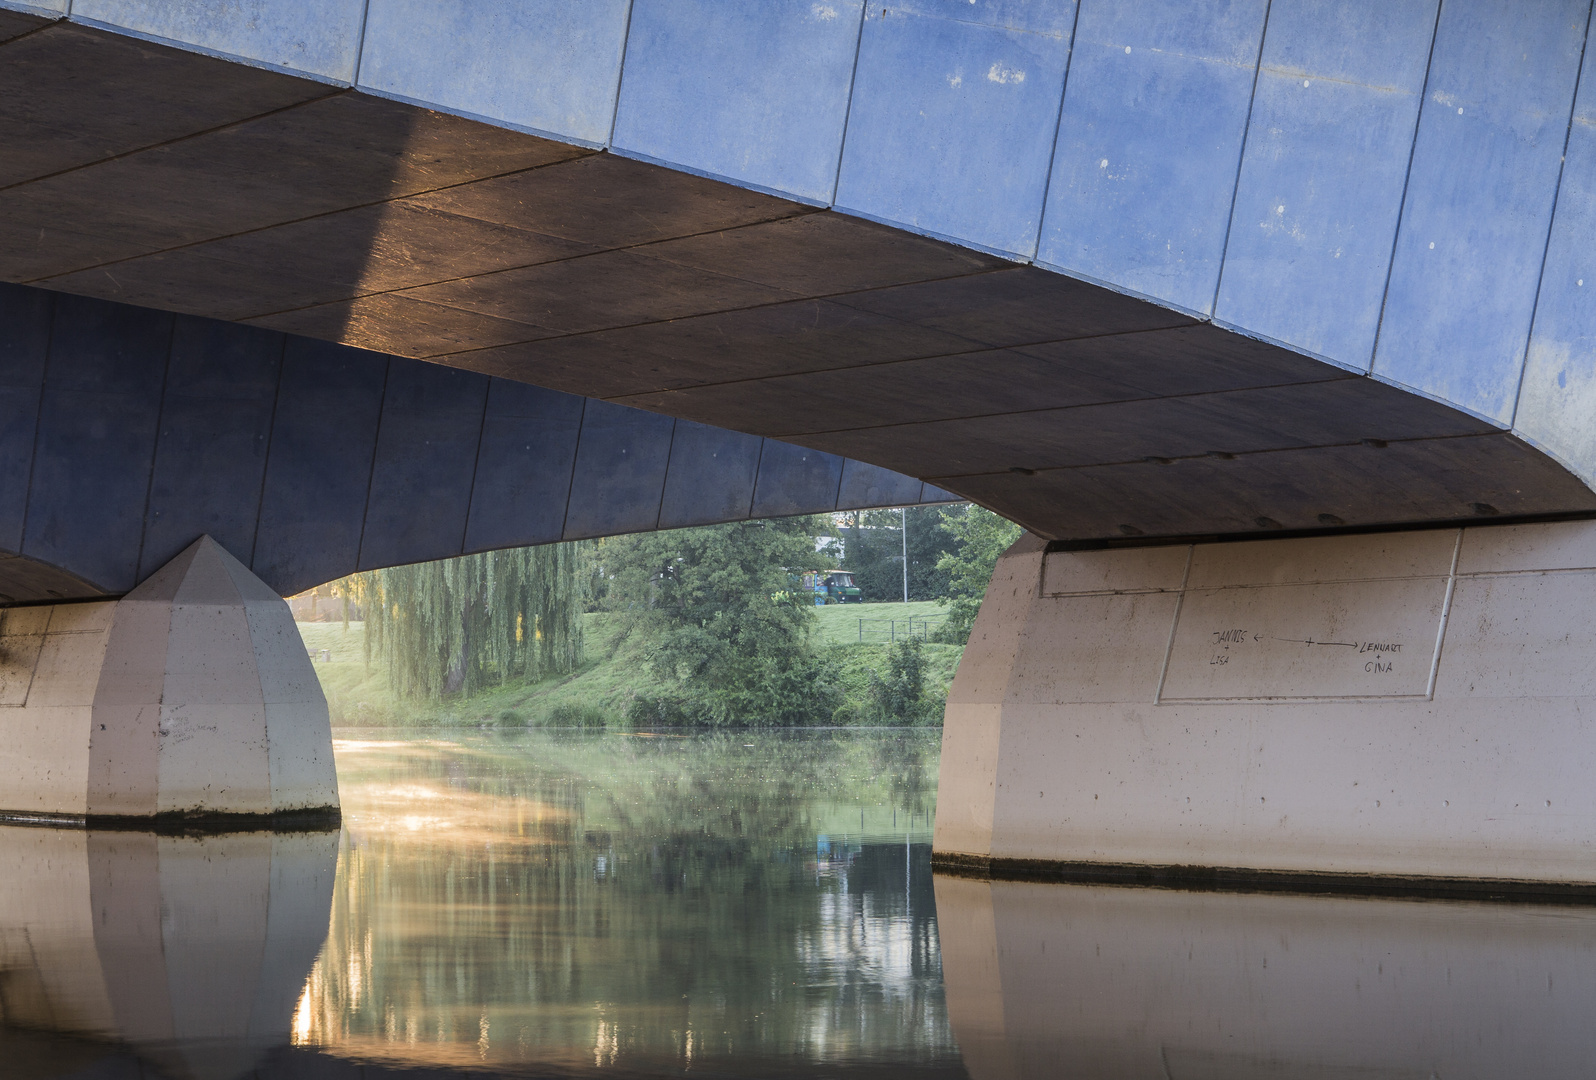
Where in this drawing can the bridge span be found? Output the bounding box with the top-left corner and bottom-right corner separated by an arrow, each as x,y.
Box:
4,0 -> 1596,888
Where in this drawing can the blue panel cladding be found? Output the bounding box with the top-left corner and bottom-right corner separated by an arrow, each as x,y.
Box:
1036,0 -> 1267,316
562,400 -> 675,539
357,362 -> 490,571
835,0 -> 1077,257
357,0 -> 633,145
1374,0 -> 1590,424
23,295 -> 170,593
837,459 -> 924,510
1517,29 -> 1596,484
751,440 -> 845,516
138,317 -> 283,578
251,339 -> 386,596
463,380 -> 586,553
71,0 -> 366,83
0,283 -> 49,553
1214,0 -> 1438,369
613,0 -> 865,203
657,421 -> 763,529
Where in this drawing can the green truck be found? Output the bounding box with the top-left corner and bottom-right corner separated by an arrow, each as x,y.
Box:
794,569 -> 863,605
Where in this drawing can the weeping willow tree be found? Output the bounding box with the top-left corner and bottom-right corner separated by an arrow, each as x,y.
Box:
341,544 -> 587,700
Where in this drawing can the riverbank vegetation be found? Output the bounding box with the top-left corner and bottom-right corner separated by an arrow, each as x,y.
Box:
308,505 -> 1018,729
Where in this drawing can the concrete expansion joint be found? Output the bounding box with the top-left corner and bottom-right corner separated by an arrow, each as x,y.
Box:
0,806 -> 341,835
928,851 -> 1596,906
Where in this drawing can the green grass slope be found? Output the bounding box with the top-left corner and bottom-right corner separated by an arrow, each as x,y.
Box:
299,607 -> 962,729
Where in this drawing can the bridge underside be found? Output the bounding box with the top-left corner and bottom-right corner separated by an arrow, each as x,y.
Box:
5,16 -> 1591,544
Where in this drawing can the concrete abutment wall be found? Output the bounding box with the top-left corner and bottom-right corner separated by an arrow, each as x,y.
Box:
936,519 -> 1596,886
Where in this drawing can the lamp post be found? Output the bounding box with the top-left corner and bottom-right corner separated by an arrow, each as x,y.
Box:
900,506 -> 909,603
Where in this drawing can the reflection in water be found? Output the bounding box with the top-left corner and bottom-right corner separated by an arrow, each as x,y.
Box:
937,876 -> 1596,1080
6,728 -> 1596,1078
302,730 -> 954,1076
0,826 -> 336,1080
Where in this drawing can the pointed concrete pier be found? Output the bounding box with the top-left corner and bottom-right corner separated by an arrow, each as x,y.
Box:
0,537 -> 338,826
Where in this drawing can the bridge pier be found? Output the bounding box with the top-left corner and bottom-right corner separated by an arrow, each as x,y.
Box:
0,536 -> 338,826
935,520 -> 1596,892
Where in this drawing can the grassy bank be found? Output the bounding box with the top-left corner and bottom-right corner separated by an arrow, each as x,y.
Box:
299,600 -> 962,728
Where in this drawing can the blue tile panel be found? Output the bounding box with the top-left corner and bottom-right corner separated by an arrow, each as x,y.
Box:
751,440 -> 846,517
138,316 -> 283,578
1214,0 -> 1439,369
0,284 -> 50,553
1517,25 -> 1596,484
357,0 -> 633,145
358,362 -> 490,571
71,0 -> 366,83
463,381 -> 585,554
1375,0 -> 1590,424
251,339 -> 388,595
614,0 -> 865,203
562,400 -> 676,539
837,459 -> 924,510
657,421 -> 764,529
1037,0 -> 1268,315
24,295 -> 171,593
835,0 -> 1077,257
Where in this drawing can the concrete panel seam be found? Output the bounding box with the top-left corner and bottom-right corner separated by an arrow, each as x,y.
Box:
1366,368 -> 1512,430
1424,527 -> 1463,699
606,146 -> 831,208
0,83 -> 349,201
1025,0 -> 1082,264
1510,0 -> 1596,431
13,291 -> 54,560
347,80 -> 610,151
1030,258 -> 1216,321
1207,0 -> 1273,322
350,0 -> 370,88
456,371 -> 494,555
1366,1 -> 1445,380
245,334 -> 288,572
745,437 -> 767,519
826,0 -> 870,207
0,2 -> 66,17
605,0 -> 637,149
827,204 -> 1034,263
1208,317 -> 1378,377
131,313 -> 177,582
557,396 -> 588,541
351,357 -> 391,572
1151,545 -> 1194,704
651,418 -> 678,531
65,15 -> 353,87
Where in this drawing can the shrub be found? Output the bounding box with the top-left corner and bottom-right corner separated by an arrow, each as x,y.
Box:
546,702 -> 609,728
867,639 -> 940,725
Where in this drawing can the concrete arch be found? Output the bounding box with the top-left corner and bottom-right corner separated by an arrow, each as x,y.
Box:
0,283 -> 950,602
0,2 -> 1594,543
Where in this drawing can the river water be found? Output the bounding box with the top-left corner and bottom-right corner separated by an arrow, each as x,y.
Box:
4,728 -> 1596,1079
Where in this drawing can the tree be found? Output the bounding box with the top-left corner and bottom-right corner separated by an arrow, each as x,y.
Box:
867,638 -> 937,725
343,544 -> 587,700
838,506 -> 955,601
600,518 -> 838,725
932,505 -> 1022,644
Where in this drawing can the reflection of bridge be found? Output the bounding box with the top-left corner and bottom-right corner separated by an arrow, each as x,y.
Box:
5,1 -> 1596,884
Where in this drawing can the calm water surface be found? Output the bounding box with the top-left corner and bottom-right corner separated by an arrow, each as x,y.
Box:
5,727 -> 1596,1080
